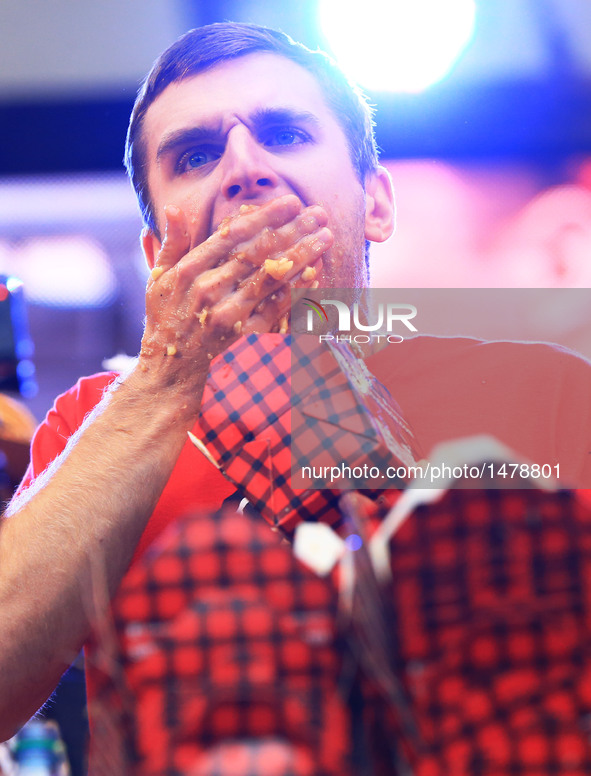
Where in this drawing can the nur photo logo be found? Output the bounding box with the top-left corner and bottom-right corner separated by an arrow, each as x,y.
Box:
302,296 -> 418,344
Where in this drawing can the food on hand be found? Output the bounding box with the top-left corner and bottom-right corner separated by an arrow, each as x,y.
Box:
263,257 -> 293,280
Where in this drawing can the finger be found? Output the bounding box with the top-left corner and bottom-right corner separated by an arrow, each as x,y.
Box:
250,256 -> 324,333
191,214 -> 330,305
238,226 -> 332,300
201,226 -> 328,311
185,195 -> 304,274
210,285 -> 291,338
229,204 -> 328,267
181,211 -> 331,309
153,204 -> 190,274
216,194 -> 304,245
222,255 -> 324,338
292,256 -> 324,288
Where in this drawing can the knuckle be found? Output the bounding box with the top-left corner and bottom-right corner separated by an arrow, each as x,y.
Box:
175,263 -> 195,290
196,279 -> 220,307
207,306 -> 234,333
217,216 -> 247,244
255,226 -> 281,254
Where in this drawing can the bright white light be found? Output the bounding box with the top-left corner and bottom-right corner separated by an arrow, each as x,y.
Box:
318,0 -> 476,92
15,236 -> 116,307
5,277 -> 23,294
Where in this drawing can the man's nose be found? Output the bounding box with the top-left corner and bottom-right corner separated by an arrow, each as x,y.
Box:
220,126 -> 279,200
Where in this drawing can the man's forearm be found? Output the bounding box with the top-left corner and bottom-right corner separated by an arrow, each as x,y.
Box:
0,196 -> 331,739
0,364 -> 203,740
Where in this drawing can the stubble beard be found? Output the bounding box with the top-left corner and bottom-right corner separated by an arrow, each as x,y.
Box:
321,207 -> 369,290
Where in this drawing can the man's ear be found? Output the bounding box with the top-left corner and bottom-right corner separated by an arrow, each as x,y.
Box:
364,166 -> 396,243
141,227 -> 162,270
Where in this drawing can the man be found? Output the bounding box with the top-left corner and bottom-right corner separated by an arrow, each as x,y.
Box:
3,21 -> 591,776
0,19 -> 394,763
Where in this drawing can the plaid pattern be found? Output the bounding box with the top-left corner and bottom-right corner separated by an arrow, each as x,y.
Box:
389,487 -> 591,775
290,335 -> 418,482
89,498 -> 349,776
199,334 -> 419,536
88,486 -> 591,775
199,333 -> 296,529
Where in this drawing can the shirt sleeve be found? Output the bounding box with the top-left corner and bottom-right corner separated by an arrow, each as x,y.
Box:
17,372 -> 118,494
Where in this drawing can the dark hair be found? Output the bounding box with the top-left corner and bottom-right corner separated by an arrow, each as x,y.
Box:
124,22 -> 379,232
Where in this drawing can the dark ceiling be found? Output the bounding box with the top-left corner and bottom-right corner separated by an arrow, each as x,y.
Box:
2,0 -> 591,176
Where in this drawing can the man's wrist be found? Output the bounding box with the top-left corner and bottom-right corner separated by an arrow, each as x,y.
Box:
114,357 -> 211,426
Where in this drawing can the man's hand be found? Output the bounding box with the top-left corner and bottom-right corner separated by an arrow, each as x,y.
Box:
140,195 -> 333,387
0,195 -> 333,739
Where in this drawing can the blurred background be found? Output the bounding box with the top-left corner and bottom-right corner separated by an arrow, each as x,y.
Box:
2,0 -> 591,421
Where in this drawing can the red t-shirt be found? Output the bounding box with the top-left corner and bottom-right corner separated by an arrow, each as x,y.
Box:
19,370 -> 236,563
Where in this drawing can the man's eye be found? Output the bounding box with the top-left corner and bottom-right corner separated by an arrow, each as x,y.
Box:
177,147 -> 221,172
264,128 -> 309,147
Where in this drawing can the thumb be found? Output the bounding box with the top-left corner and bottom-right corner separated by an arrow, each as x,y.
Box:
155,204 -> 190,273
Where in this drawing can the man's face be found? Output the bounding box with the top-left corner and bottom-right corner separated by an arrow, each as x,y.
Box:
141,52 -> 384,288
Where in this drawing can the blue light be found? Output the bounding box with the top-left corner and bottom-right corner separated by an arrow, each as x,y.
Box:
318,0 -> 476,92
16,359 -> 35,379
20,379 -> 38,399
345,533 -> 363,552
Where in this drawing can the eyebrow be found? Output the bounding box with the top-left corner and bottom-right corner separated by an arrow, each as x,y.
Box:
250,107 -> 321,131
156,125 -> 222,163
155,106 -> 321,162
